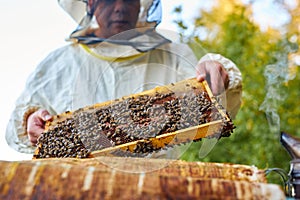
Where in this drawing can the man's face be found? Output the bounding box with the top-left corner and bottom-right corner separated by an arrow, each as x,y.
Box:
91,0 -> 140,38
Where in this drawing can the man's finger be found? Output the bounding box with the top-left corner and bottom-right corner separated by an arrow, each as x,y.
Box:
27,125 -> 44,145
37,109 -> 52,121
28,122 -> 44,135
196,74 -> 206,82
28,134 -> 38,145
209,71 -> 221,95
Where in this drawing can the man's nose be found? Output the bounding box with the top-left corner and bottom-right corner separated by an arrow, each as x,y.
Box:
113,0 -> 127,12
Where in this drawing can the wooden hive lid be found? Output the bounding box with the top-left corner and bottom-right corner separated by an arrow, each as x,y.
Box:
0,157 -> 285,199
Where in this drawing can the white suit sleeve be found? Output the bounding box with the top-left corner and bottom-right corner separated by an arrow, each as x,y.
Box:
5,51 -> 62,154
5,90 -> 43,154
199,53 -> 242,118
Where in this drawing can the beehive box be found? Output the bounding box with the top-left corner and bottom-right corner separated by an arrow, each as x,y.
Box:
0,157 -> 285,200
33,78 -> 235,159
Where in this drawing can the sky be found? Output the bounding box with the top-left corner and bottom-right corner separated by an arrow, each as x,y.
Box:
0,0 -> 295,161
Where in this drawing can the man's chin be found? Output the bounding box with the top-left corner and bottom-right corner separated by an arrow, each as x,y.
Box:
110,27 -> 137,39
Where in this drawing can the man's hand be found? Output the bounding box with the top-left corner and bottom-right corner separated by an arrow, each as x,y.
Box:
27,109 -> 52,145
196,60 -> 229,95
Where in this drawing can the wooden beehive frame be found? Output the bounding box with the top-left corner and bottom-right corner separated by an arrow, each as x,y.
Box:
35,78 -> 233,158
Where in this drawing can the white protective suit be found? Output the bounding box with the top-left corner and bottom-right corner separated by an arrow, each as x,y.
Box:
5,0 -> 242,154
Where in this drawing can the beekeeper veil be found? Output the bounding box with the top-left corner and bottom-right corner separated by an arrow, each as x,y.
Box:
58,0 -> 170,52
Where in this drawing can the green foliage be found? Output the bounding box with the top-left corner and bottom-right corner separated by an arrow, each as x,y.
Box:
174,0 -> 300,185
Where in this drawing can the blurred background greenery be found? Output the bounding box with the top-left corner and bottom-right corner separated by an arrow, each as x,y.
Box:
175,0 -> 300,185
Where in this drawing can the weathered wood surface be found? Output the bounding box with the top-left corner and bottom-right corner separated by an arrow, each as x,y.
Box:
0,157 -> 285,200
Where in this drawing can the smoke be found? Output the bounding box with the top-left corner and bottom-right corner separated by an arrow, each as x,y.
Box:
259,41 -> 297,134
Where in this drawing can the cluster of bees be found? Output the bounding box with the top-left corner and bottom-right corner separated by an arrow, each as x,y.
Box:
34,90 -> 234,159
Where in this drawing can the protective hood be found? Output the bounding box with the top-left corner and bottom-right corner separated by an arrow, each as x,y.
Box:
58,0 -> 170,52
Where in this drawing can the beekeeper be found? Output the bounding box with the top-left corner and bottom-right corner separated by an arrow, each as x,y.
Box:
6,0 -> 242,154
